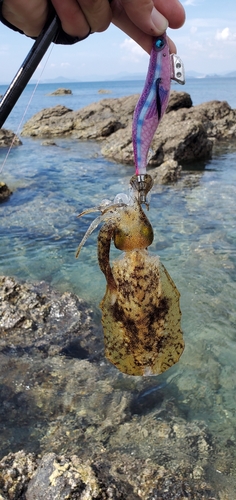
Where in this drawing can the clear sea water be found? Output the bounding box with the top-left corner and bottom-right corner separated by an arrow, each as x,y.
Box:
0,78 -> 236,492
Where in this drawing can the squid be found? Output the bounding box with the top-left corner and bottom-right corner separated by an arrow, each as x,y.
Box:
76,34 -> 185,375
76,190 -> 184,376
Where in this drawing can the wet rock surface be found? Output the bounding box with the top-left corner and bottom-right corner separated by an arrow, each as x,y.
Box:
152,159 -> 182,184
0,182 -> 12,202
21,91 -> 236,183
0,275 -> 101,359
0,276 -> 236,498
0,129 -> 22,148
0,448 -> 224,500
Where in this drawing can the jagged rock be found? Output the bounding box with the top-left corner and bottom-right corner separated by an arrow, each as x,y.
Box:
0,182 -> 12,201
21,92 -> 236,179
152,159 -> 182,184
101,114 -> 212,166
0,451 -> 37,499
0,128 -> 22,148
21,105 -> 74,137
25,453 -> 100,500
150,113 -> 213,164
101,123 -> 133,164
26,453 -> 140,500
0,275 -> 102,359
0,442 -> 228,499
181,99 -> 236,140
72,94 -> 135,140
166,90 -> 193,112
49,88 -> 72,95
21,96 -> 137,140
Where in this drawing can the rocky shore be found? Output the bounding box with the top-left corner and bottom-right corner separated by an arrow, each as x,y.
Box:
0,276 -> 235,499
0,129 -> 22,148
1,91 -> 236,185
19,91 -> 236,181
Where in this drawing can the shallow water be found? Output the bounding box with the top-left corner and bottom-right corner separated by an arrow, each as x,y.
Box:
0,79 -> 236,493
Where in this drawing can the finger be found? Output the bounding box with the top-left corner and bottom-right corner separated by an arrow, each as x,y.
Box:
51,0 -> 90,38
51,0 -> 112,38
119,0 -> 185,36
2,0 -> 48,37
112,6 -> 176,55
153,0 -> 185,29
120,0 -> 168,36
78,0 -> 112,33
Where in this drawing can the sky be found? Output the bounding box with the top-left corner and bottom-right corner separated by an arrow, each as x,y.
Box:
0,0 -> 236,82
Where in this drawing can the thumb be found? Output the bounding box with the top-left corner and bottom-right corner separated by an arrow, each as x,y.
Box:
120,0 -> 168,36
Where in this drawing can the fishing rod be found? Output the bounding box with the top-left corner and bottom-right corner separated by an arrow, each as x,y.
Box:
0,14 -> 59,129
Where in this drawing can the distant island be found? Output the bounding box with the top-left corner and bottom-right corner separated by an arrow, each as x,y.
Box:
0,71 -> 236,86
30,70 -> 236,84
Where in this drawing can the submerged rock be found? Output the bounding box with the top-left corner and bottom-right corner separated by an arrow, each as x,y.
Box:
0,275 -> 101,359
0,182 -> 12,201
0,128 -> 22,148
0,275 -> 235,498
41,139 -> 58,146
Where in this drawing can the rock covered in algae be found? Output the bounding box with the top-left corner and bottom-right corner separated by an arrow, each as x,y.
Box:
100,248 -> 184,376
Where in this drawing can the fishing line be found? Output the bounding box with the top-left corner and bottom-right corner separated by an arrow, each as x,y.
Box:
0,40 -> 56,175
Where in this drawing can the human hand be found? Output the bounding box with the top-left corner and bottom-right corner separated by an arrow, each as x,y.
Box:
1,0 -> 112,39
112,0 -> 185,54
1,0 -> 185,53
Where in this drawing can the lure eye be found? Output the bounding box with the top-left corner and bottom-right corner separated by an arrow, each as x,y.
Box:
154,36 -> 166,51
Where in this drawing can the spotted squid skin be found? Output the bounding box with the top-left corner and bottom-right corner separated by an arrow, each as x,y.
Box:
132,33 -> 171,175
100,249 -> 184,376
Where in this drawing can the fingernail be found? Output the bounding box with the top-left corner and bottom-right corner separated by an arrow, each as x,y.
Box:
151,8 -> 168,34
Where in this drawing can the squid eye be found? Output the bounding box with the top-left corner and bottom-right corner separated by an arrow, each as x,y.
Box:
154,36 -> 166,51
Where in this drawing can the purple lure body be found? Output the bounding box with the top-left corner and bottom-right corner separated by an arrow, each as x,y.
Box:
132,34 -> 171,176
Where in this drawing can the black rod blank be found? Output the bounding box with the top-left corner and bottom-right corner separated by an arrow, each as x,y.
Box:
0,15 -> 59,128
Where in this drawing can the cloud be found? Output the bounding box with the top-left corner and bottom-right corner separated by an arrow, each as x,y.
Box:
216,27 -> 230,40
120,38 -> 147,62
215,27 -> 236,42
